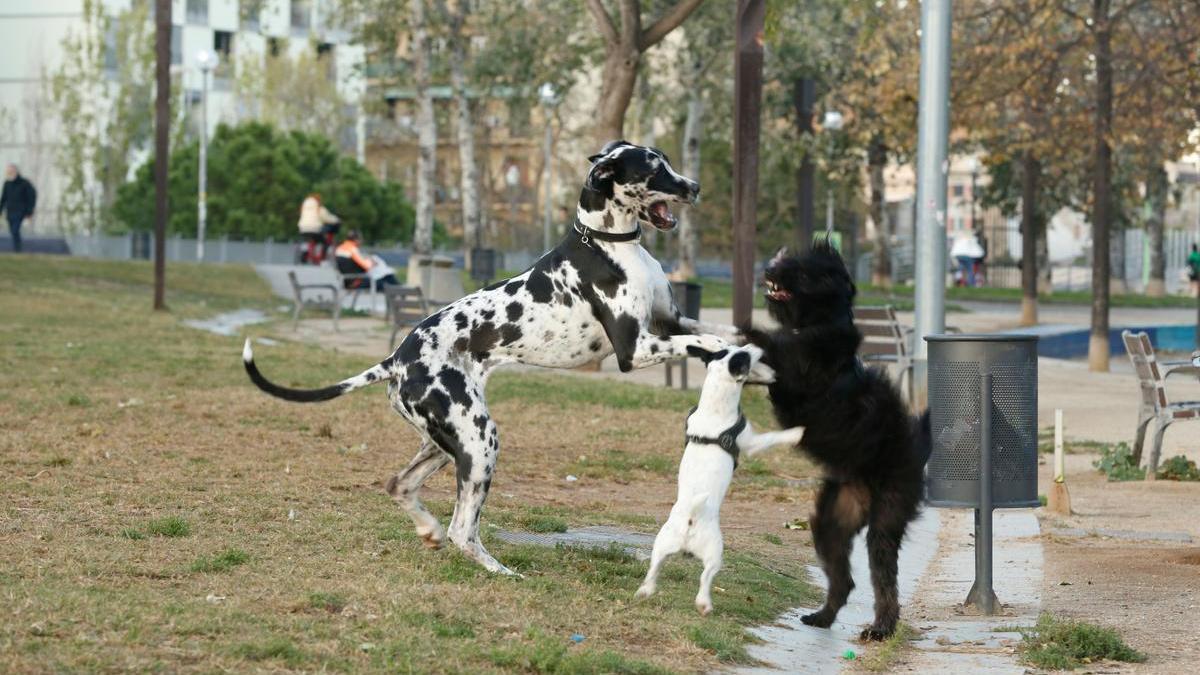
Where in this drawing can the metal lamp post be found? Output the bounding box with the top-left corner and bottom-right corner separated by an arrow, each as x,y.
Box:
822,110 -> 844,236
538,83 -> 560,253
195,49 -> 218,261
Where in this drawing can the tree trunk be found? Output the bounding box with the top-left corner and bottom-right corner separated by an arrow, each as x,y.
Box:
1088,0 -> 1113,373
1145,163 -> 1167,297
1036,218 -> 1051,293
1109,223 -> 1126,294
411,0 -> 436,255
794,77 -> 815,250
594,50 -> 640,145
1020,151 -> 1040,326
868,136 -> 891,288
153,0 -> 170,310
676,56 -> 704,280
446,11 -> 481,256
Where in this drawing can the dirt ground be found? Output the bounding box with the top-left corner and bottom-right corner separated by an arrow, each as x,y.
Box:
1038,454 -> 1200,673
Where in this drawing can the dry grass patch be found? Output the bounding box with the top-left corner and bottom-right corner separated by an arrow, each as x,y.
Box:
0,256 -> 821,673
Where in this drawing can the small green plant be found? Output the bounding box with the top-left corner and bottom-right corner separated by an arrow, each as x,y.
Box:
861,622 -> 916,672
66,393 -> 91,407
118,527 -> 145,540
763,533 -> 783,546
44,456 -> 72,467
522,514 -> 568,533
1092,443 -> 1145,481
1156,455 -> 1200,481
232,637 -> 306,666
306,592 -> 346,614
1038,494 -> 1048,507
687,623 -> 750,663
189,548 -> 249,573
1019,613 -> 1145,670
145,516 -> 191,538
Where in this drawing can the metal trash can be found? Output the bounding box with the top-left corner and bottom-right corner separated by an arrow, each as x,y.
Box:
926,334 -> 1040,508
469,248 -> 496,283
665,281 -> 703,388
671,281 -> 702,320
925,333 -> 1039,613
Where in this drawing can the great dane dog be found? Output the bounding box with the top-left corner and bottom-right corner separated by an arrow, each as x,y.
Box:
244,141 -> 735,575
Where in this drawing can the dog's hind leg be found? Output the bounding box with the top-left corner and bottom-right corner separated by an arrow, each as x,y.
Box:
694,524 -> 723,615
443,415 -> 515,575
636,518 -> 685,600
385,440 -> 451,549
802,480 -> 869,629
861,490 -> 915,641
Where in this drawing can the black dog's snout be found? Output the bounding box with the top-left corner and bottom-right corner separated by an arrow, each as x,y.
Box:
686,180 -> 701,203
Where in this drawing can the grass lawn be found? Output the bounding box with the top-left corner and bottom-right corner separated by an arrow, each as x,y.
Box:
0,255 -> 821,673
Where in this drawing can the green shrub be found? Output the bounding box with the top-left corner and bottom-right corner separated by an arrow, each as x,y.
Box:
189,548 -> 249,573
1092,443 -> 1145,481
145,516 -> 191,538
1156,455 -> 1200,481
1019,613 -> 1145,670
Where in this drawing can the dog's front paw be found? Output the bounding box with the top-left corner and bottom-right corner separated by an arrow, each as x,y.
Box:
418,524 -> 446,550
634,584 -> 655,600
783,426 -> 805,445
800,609 -> 835,628
695,599 -> 713,616
691,334 -> 729,353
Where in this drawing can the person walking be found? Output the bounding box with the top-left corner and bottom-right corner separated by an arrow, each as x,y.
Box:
1187,243 -> 1200,297
0,164 -> 37,253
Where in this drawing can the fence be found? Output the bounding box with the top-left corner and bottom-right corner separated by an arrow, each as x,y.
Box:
855,226 -> 1198,295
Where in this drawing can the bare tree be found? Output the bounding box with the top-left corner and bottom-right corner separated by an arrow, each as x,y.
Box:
436,0 -> 482,256
585,0 -> 706,144
411,0 -> 436,255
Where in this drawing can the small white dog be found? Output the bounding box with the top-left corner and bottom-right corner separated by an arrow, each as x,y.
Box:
636,344 -> 805,615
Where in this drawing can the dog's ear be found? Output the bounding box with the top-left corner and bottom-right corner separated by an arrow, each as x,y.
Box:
687,345 -> 725,364
590,140 -> 631,162
585,155 -> 619,193
769,247 -> 789,267
728,351 -> 752,378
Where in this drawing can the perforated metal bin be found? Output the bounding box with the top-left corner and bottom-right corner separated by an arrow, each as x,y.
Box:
925,334 -> 1040,509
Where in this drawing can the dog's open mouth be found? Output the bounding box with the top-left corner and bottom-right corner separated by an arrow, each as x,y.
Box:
764,279 -> 792,301
648,201 -> 677,230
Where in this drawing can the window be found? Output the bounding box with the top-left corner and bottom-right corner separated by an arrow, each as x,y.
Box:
214,31 -> 233,60
186,0 -> 208,24
291,0 -> 311,31
267,37 -> 282,57
241,0 -> 263,31
507,100 -> 531,138
170,26 -> 182,65
952,184 -> 964,198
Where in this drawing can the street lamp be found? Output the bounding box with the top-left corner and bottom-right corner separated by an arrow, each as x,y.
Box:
822,110 -> 844,236
195,49 -> 218,261
539,83 -> 560,252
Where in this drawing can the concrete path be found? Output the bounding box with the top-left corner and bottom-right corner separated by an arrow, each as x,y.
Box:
735,509 -> 942,674
733,508 -> 1041,674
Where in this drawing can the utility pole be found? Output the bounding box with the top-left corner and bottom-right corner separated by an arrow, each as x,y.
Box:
912,0 -> 952,405
732,0 -> 765,328
153,0 -> 170,310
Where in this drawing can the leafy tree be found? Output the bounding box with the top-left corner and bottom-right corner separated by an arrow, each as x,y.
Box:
48,0 -> 154,233
231,42 -> 351,138
112,122 -> 414,243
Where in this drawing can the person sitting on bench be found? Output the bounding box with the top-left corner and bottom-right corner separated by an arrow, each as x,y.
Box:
335,230 -> 399,291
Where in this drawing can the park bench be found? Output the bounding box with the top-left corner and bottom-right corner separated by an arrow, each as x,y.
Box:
386,285 -> 430,350
333,258 -> 379,313
288,270 -> 341,331
854,305 -> 914,402
1121,330 -> 1200,478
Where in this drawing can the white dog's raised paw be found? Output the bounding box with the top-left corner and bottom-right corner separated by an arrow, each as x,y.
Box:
695,600 -> 713,616
634,584 -> 655,600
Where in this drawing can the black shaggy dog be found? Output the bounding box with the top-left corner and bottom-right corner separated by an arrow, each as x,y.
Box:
742,242 -> 931,641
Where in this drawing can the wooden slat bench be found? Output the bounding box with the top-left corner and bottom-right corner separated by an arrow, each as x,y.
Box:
1121,330 -> 1200,478
854,305 -> 913,402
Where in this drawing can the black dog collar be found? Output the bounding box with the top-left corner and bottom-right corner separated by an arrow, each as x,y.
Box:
573,219 -> 641,247
684,406 -> 748,468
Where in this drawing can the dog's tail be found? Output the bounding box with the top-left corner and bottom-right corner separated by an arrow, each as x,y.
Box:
242,339 -> 391,403
914,409 -> 933,466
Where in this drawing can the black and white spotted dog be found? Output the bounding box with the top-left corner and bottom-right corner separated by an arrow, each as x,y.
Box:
243,141 -> 734,575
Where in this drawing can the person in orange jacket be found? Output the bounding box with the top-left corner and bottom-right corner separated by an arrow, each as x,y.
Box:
335,230 -> 399,291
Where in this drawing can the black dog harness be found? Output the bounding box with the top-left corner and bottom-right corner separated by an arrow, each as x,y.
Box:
573,219 -> 641,248
685,407 -> 748,468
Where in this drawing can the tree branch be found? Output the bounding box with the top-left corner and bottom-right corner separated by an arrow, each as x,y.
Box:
586,0 -> 619,45
640,0 -> 705,50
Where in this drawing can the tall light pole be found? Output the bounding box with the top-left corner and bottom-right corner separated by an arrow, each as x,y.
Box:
912,0 -> 953,406
822,110 -> 844,237
195,49 -> 218,261
539,83 -> 559,253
